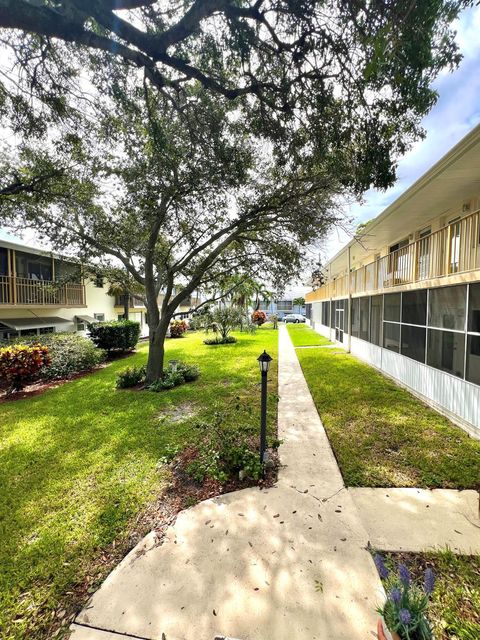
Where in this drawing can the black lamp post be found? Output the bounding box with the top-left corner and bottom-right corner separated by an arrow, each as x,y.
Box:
257,350 -> 272,464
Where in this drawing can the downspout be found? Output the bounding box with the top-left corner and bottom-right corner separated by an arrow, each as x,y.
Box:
347,245 -> 352,353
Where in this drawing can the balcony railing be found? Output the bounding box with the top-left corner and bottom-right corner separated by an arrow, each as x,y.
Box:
0,276 -> 85,306
307,208 -> 480,302
114,294 -> 145,308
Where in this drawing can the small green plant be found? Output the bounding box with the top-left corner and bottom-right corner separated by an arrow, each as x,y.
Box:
184,413 -> 263,484
158,443 -> 181,465
375,554 -> 435,640
115,365 -> 146,389
204,306 -> 243,344
176,362 -> 200,382
146,360 -> 200,392
203,335 -> 237,345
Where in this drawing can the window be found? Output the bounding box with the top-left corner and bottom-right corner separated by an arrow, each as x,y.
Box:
466,335 -> 480,386
428,285 -> 466,331
276,300 -> 293,311
384,293 -> 401,322
402,290 -> 427,326
77,321 -> 86,331
94,313 -> 105,322
468,283 -> 480,333
370,295 -> 383,346
359,297 -> 370,341
350,298 -> 359,338
401,325 -> 426,363
0,247 -> 8,276
427,329 -> 465,378
322,301 -> 330,327
383,322 -> 400,353
16,251 -> 52,281
39,327 -> 54,334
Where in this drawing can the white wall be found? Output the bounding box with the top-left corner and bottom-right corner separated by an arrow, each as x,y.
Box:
309,318 -> 480,439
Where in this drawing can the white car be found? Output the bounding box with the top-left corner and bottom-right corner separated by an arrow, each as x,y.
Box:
284,313 -> 306,323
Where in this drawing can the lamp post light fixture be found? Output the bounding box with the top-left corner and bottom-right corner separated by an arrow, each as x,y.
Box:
257,350 -> 273,464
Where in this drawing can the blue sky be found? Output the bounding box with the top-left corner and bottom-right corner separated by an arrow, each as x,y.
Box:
323,4 -> 480,261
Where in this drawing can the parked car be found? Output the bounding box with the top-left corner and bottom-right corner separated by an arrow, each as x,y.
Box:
284,313 -> 306,323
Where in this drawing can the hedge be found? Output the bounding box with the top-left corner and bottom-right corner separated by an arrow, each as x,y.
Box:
88,320 -> 141,352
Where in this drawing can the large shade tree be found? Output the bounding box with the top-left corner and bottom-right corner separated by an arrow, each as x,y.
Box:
0,0 -> 473,380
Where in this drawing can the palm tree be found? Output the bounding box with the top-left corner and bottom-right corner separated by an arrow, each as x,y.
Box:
293,296 -> 305,308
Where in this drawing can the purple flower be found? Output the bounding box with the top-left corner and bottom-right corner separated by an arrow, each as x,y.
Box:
424,567 -> 435,595
399,563 -> 411,587
399,608 -> 412,625
374,554 -> 389,580
389,586 -> 402,605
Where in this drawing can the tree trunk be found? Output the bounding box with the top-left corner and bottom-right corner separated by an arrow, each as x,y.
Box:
123,296 -> 129,320
145,316 -> 170,383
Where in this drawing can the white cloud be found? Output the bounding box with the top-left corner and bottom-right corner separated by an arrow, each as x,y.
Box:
322,4 -> 480,261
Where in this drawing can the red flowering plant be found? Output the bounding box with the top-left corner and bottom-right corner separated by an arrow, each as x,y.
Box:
169,319 -> 188,338
251,310 -> 267,326
0,344 -> 51,393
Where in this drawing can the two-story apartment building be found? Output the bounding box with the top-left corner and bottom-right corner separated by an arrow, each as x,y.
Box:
0,240 -> 200,341
258,298 -> 306,319
306,124 -> 480,438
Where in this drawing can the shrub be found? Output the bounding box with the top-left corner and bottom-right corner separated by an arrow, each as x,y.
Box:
88,320 -> 140,352
169,319 -> 188,338
0,344 -> 51,392
184,414 -> 263,484
176,362 -> 200,382
116,365 -> 146,389
204,306 -> 243,344
146,360 -> 200,392
11,333 -> 106,380
203,336 -> 237,345
251,310 -> 267,325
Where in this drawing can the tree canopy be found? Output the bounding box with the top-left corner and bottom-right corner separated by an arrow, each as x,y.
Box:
0,0 -> 473,380
0,0 -> 472,192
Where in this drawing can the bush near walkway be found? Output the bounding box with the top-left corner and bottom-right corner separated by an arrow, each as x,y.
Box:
292,332 -> 480,489
0,327 -> 277,640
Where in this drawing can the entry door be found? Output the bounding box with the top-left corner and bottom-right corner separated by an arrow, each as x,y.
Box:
335,304 -> 344,343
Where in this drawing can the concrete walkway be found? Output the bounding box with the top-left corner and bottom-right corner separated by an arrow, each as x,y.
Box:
350,488 -> 480,554
71,325 -> 383,640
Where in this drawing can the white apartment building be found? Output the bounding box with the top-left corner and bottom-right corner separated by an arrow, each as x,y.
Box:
0,239 -> 197,341
306,124 -> 480,438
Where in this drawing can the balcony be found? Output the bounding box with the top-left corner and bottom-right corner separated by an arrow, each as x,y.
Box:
114,294 -> 145,309
0,276 -> 85,307
307,208 -> 480,302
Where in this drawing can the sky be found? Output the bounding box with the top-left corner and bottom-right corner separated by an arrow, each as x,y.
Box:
2,5 -> 480,299
321,4 -> 480,264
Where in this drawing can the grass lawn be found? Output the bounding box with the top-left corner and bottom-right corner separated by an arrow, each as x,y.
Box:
0,327 -> 278,640
379,550 -> 480,640
285,323 -> 331,347
292,339 -> 480,488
